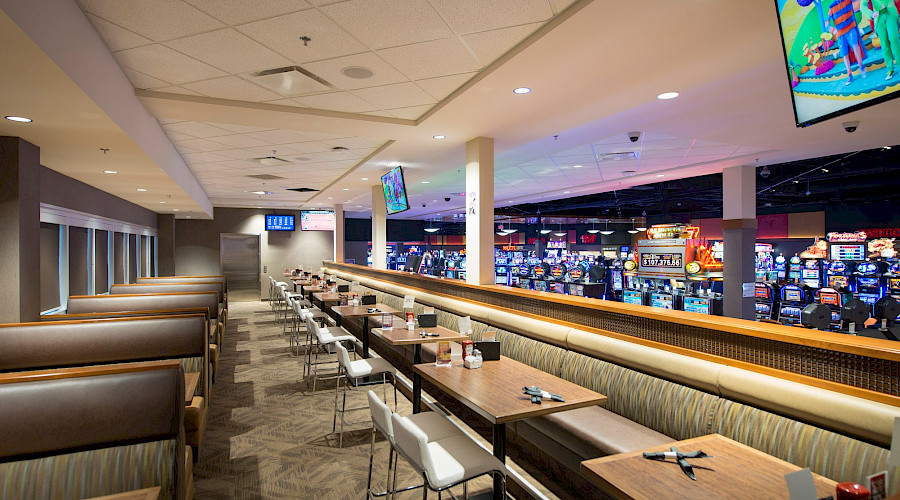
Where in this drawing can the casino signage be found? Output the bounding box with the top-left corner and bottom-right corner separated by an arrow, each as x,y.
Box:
826,231 -> 867,243
641,253 -> 682,268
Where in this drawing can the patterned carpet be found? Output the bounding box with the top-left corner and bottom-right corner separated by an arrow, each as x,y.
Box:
193,300 -> 537,500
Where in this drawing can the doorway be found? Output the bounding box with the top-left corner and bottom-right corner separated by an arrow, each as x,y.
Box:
220,233 -> 260,301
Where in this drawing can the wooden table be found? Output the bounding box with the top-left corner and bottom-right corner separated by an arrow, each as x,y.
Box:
331,303 -> 399,358
372,325 -> 468,413
184,372 -> 200,404
87,486 -> 160,500
303,285 -> 324,302
580,434 -> 837,500
415,355 -> 607,500
290,278 -> 311,293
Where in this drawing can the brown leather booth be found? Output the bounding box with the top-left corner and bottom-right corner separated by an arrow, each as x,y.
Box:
137,276 -> 228,306
110,283 -> 227,326
0,361 -> 190,500
0,314 -> 210,452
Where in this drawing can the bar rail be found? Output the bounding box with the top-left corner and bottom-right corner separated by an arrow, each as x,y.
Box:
324,262 -> 900,402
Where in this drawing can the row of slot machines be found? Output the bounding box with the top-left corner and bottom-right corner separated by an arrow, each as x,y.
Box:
622,285 -> 724,315
504,260 -> 621,299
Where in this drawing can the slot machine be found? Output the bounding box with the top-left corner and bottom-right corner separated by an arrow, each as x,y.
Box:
801,260 -> 823,289
622,288 -> 647,306
649,288 -> 679,310
681,289 -> 723,315
824,261 -> 850,291
532,261 -> 550,288
778,284 -> 812,325
550,282 -> 566,294
754,282 -> 779,321
517,265 -> 532,289
549,263 -> 568,282
814,287 -> 844,330
787,255 -> 803,284
774,254 -> 787,280
533,279 -> 549,292
495,256 -> 510,285
567,264 -> 585,283
888,262 -> 900,301
855,261 -> 886,311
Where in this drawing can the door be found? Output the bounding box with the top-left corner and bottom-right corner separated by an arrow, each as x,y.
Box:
220,233 -> 260,301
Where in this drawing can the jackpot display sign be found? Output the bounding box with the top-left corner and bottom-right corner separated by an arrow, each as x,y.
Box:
636,239 -> 689,279
641,253 -> 683,268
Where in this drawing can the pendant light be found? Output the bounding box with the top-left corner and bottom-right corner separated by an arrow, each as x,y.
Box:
599,219 -> 614,236
635,213 -> 647,232
627,218 -> 639,234
553,223 -> 567,237
539,218 -> 551,235
587,220 -> 600,234
424,218 -> 439,233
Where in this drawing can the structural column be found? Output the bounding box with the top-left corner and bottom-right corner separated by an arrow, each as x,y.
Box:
371,185 -> 387,269
465,137 -> 494,285
722,164 -> 756,320
157,213 -> 175,276
0,137 -> 41,322
333,204 -> 345,264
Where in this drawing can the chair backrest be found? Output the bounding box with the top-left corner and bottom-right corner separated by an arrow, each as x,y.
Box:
305,315 -> 320,336
334,342 -> 352,371
367,390 -> 393,442
391,413 -> 428,474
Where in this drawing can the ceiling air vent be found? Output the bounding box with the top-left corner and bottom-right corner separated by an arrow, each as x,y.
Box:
598,152 -> 639,161
287,187 -> 319,193
246,174 -> 286,180
251,66 -> 334,96
251,150 -> 291,166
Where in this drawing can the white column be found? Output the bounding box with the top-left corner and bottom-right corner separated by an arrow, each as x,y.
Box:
465,137 -> 494,285
371,185 -> 387,269
333,204 -> 344,264
722,164 -> 757,320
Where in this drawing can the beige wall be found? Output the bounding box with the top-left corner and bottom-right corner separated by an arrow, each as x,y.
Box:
171,208 -> 334,299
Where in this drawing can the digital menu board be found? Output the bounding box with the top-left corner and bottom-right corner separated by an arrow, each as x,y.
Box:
300,210 -> 335,231
830,244 -> 865,261
265,215 -> 294,231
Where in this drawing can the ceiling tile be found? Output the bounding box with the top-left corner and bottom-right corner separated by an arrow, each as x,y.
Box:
175,138 -> 232,152
206,134 -> 274,148
732,145 -> 767,156
121,67 -> 169,89
79,0 -> 224,41
114,44 -> 226,84
184,0 -> 310,25
302,52 -> 407,91
174,145 -> 200,155
164,121 -> 233,138
325,137 -> 383,149
680,155 -> 727,166
246,129 -> 311,144
279,141 -> 338,154
321,0 -> 452,49
164,29 -> 292,74
294,91 -> 378,113
550,154 -> 596,165
351,82 -> 435,110
549,0 -> 579,15
236,10 -> 367,64
85,13 -> 152,51
182,151 -> 233,163
294,131 -> 349,141
361,110 -> 396,117
204,122 -> 273,134
640,149 -> 686,159
428,0 -> 552,33
162,130 -> 194,142
684,145 -> 740,157
154,85 -> 202,96
264,98 -> 308,107
377,37 -> 480,80
414,72 -> 476,101
385,104 -> 433,120
462,23 -> 542,66
183,76 -> 283,102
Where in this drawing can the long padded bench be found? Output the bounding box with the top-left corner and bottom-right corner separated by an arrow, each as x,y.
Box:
118,281 -> 227,323
0,314 -> 210,453
324,266 -> 900,498
64,292 -> 223,378
0,361 -> 191,500
137,276 -> 228,309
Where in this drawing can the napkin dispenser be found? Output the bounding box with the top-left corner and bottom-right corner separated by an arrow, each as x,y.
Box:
474,341 -> 500,361
337,284 -> 350,292
418,313 -> 437,328
361,294 -> 376,305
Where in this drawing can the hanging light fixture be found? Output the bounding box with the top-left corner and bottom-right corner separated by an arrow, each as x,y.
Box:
539,217 -> 551,234
599,220 -> 614,236
553,222 -> 567,237
635,213 -> 647,232
587,220 -> 600,234
424,218 -> 439,233
627,218 -> 639,234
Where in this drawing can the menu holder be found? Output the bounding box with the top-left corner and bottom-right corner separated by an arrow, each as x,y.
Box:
361,294 -> 376,305
418,313 -> 437,328
403,295 -> 415,309
340,295 -> 349,306
423,306 -> 435,314
382,312 -> 394,330
474,341 -> 500,361
435,341 -> 452,366
482,330 -> 497,342
337,284 -> 350,292
458,316 -> 472,335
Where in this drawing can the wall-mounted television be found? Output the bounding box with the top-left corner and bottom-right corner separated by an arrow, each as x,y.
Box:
300,210 -> 335,231
265,214 -> 294,231
381,166 -> 410,215
773,0 -> 900,127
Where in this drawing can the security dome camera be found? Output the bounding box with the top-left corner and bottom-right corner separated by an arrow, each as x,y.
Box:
628,131 -> 641,143
422,203 -> 426,207
760,166 -> 771,178
842,120 -> 859,133
444,197 -> 451,202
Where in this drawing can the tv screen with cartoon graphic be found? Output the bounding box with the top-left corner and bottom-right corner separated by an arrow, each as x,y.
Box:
381,166 -> 410,215
774,0 -> 900,126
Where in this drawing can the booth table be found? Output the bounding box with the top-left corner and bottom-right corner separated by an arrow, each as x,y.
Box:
290,278 -> 311,293
415,355 -> 607,500
331,304 -> 399,358
580,434 -> 837,500
371,325 -> 468,412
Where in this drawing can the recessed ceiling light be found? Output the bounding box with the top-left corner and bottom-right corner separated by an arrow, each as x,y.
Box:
573,165 -> 583,168
342,188 -> 350,191
622,170 -> 637,176
563,191 -> 570,194
103,170 -> 118,174
159,201 -> 167,204
513,87 -> 532,94
884,145 -> 892,150
5,116 -> 32,122
250,190 -> 272,195
186,216 -> 191,219
433,135 -> 445,140
657,91 -> 679,100
328,196 -> 334,199
422,181 -> 430,184
136,188 -> 147,192
341,66 -> 374,79
173,208 -> 179,212
657,174 -> 665,177
361,177 -> 368,181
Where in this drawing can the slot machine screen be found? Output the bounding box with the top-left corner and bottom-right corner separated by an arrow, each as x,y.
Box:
784,288 -> 802,302
830,244 -> 866,261
551,283 -> 566,294
534,280 -> 549,292
683,297 -> 710,314
496,266 -> 507,276
819,292 -> 840,306
650,293 -> 674,310
623,290 -> 643,305
890,279 -> 900,293
858,293 -> 879,306
801,269 -> 819,280
755,284 -> 770,300
828,276 -> 848,289
612,272 -> 623,291
857,277 -> 879,288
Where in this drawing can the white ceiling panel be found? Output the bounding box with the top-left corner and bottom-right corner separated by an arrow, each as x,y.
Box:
549,0 -> 578,14
164,29 -> 292,74
85,13 -> 152,51
684,145 -> 741,157
427,0 -> 552,33
206,134 -> 273,148
386,105 -> 434,120
295,91 -> 378,113
204,122 -> 273,134
361,110 -> 396,117
640,149 -> 688,159
321,0 -> 452,50
295,131 -> 350,141
79,0 -> 225,41
732,145 -> 768,156
121,67 -> 169,90
552,144 -> 595,156
414,72 -> 477,101
164,121 -> 233,138
184,0 -> 311,25
236,9 -> 367,64
174,138 -> 232,152
641,138 -> 695,151
550,154 -> 596,165
154,85 -> 202,96
182,151 -> 233,163
162,130 -> 193,142
174,145 -> 200,155
463,23 -> 543,65
377,37 -> 481,80
280,142 -> 339,155
245,129 -> 310,144
352,82 -> 435,110
183,76 -> 283,102
302,52 -> 407,91
264,98 -> 308,108
681,155 -> 728,166
114,44 -> 226,84
325,137 -> 384,149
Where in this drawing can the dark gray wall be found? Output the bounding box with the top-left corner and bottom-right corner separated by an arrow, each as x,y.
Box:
1,137 -> 41,322
40,166 -> 158,228
171,208 -> 334,299
157,214 -> 175,276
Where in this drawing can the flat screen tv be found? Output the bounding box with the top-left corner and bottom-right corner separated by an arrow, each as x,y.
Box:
300,210 -> 335,231
773,0 -> 900,127
265,214 -> 294,231
381,166 -> 410,215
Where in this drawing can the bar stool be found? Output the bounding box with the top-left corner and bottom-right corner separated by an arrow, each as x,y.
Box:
333,343 -> 396,447
367,391 -> 462,499
391,414 -> 507,500
304,315 -> 358,391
